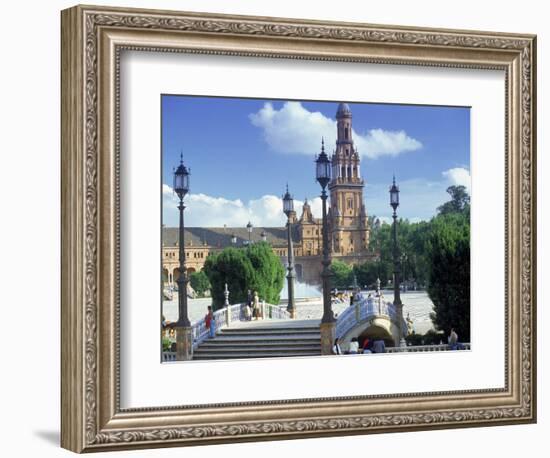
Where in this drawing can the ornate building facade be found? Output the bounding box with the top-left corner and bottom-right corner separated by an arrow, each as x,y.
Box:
162,102 -> 373,285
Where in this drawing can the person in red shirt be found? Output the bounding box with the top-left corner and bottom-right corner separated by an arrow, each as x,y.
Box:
205,306 -> 215,338
362,338 -> 372,354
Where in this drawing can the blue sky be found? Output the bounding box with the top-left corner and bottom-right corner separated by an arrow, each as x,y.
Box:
162,95 -> 470,227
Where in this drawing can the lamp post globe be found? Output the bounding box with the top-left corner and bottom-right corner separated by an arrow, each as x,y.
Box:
173,155 -> 190,200
246,221 -> 253,243
315,138 -> 331,189
390,175 -> 399,212
282,185 -> 296,318
283,184 -> 294,217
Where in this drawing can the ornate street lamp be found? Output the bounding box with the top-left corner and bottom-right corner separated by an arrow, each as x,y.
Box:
389,175 -> 406,347
231,233 -> 237,245
246,221 -> 253,244
316,138 -> 334,326
173,154 -> 192,360
260,230 -> 267,242
283,185 -> 296,318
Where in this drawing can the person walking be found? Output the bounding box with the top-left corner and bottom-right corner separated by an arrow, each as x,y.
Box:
205,306 -> 215,338
253,291 -> 260,320
448,328 -> 459,350
247,289 -> 253,308
349,337 -> 359,354
332,338 -> 342,355
244,302 -> 252,321
372,339 -> 386,354
362,337 -> 372,354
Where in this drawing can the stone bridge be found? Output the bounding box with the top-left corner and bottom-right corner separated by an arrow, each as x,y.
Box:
335,292 -> 408,348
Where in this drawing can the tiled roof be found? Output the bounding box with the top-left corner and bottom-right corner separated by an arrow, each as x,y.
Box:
162,226 -> 300,249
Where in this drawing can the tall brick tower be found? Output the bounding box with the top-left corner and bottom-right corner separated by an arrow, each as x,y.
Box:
328,103 -> 370,256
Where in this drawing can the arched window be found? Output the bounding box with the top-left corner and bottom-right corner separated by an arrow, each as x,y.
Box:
344,127 -> 349,139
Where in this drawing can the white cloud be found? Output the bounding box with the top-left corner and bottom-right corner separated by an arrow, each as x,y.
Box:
356,129 -> 422,158
442,167 -> 471,192
163,185 -> 322,227
249,101 -> 422,159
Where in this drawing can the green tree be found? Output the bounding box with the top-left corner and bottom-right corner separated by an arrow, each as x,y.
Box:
330,260 -> 353,289
203,242 -> 284,310
368,217 -> 431,289
427,212 -> 470,341
189,270 -> 211,297
353,260 -> 391,289
246,242 -> 285,306
437,185 -> 470,216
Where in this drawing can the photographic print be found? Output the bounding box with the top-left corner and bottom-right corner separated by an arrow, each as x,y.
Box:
61,6 -> 536,451
161,96 -> 471,362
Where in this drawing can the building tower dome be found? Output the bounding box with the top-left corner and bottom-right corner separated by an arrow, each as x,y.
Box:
336,102 -> 352,118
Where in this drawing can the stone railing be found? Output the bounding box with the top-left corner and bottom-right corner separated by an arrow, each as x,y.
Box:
265,303 -> 291,320
162,351 -> 177,362
187,302 -> 291,350
162,299 -> 294,360
335,304 -> 356,338
386,343 -> 471,353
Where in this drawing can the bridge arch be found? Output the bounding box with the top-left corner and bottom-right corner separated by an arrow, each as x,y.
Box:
339,316 -> 400,348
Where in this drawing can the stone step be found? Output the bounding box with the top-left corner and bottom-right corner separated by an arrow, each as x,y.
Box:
195,343 -> 321,353
193,351 -> 320,360
201,338 -> 320,346
220,328 -> 320,336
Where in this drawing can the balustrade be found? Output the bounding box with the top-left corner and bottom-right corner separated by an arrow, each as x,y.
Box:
162,302 -> 293,359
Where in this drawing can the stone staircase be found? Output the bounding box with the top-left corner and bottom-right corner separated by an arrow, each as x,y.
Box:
193,322 -> 321,360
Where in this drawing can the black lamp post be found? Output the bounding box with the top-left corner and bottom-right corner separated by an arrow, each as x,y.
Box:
389,175 -> 406,347
283,185 -> 296,318
246,221 -> 253,244
401,253 -> 408,290
231,233 -> 237,245
316,138 -> 334,324
174,155 -> 191,329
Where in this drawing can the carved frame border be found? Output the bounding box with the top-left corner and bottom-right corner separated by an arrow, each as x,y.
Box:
61,4 -> 536,453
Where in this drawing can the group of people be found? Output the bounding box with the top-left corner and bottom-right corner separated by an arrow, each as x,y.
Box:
203,290 -> 263,339
332,336 -> 387,355
244,289 -> 262,321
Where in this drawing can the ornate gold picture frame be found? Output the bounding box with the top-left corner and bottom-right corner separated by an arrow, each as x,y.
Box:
61,4 -> 536,453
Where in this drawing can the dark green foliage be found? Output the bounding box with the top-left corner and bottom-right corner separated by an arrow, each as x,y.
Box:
427,211 -> 470,341
355,217 -> 432,289
203,242 -> 285,310
437,185 -> 470,216
365,185 -> 471,342
353,261 -> 388,289
405,332 -> 424,346
189,270 -> 211,297
246,242 -> 285,307
405,329 -> 446,346
330,260 -> 354,289
421,329 -> 446,345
